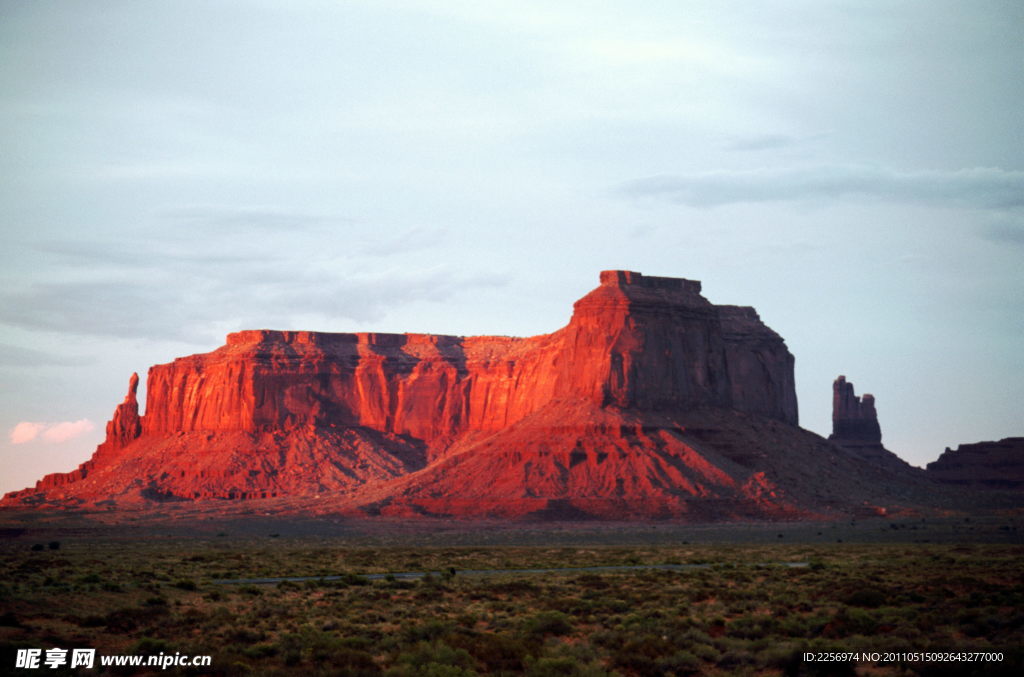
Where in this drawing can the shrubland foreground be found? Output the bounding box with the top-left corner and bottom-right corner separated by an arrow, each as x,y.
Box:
1,518 -> 1022,676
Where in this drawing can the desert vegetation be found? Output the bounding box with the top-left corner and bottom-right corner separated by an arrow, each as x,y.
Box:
1,534 -> 1022,676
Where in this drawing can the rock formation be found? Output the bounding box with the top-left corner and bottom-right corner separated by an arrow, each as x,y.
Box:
926,438 -> 1024,490
826,375 -> 916,475
830,375 -> 881,443
2,271 -> 932,519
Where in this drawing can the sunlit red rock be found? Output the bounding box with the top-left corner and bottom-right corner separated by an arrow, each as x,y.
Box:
2,271 -> 932,518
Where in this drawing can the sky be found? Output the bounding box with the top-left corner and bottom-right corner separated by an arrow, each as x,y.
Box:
1,0 -> 1022,495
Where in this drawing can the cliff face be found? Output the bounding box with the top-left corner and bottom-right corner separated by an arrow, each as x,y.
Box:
4,270 -> 929,518
926,438 -> 1024,490
137,270 -> 797,444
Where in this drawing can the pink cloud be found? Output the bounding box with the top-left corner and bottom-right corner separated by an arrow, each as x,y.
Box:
42,419 -> 95,443
10,422 -> 46,444
9,419 -> 95,445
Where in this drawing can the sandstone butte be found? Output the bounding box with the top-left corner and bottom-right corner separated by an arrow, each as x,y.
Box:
2,270 -> 941,520
926,438 -> 1024,491
826,375 -> 917,475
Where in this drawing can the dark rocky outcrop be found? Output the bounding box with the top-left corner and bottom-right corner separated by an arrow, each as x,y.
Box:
827,375 -> 916,475
927,438 -> 1024,490
830,375 -> 881,443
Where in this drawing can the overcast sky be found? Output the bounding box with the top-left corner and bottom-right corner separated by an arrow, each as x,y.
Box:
2,0 -> 1022,495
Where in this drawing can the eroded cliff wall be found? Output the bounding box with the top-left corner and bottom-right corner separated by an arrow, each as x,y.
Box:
5,270 -> 818,514
139,269 -> 799,443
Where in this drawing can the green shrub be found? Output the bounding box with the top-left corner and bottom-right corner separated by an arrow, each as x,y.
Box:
448,632 -> 526,673
826,607 -> 879,637
610,634 -> 675,674
402,620 -> 454,644
522,611 -> 573,637
388,641 -> 476,676
342,572 -> 371,586
525,656 -> 578,677
130,637 -> 172,656
228,628 -> 266,643
658,650 -> 701,675
842,588 -> 887,608
237,643 -> 274,655
103,605 -> 169,633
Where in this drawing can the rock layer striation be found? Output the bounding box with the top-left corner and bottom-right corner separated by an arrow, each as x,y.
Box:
3,271 -> 930,518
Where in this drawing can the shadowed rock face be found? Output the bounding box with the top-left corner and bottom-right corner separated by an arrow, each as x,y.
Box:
927,438 -> 1024,490
826,375 -> 917,476
3,271 -> 931,519
830,375 -> 882,443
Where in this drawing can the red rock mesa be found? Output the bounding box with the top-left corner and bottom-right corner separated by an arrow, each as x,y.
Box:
3,271 -> 931,519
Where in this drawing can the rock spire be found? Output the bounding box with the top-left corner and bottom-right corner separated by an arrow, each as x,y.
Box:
829,375 -> 881,443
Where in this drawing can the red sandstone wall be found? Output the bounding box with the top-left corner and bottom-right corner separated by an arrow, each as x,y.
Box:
138,271 -> 798,444
6,270 -> 802,505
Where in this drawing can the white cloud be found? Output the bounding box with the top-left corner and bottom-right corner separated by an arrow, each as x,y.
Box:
9,422 -> 45,444
621,166 -> 1024,210
982,222 -> 1024,246
41,419 -> 95,443
0,262 -> 511,343
361,227 -> 447,257
573,37 -> 753,71
9,419 -> 95,445
157,205 -> 346,231
0,343 -> 90,367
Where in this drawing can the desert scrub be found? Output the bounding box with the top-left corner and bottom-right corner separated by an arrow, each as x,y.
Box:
387,640 -> 477,676
520,611 -> 573,638
3,539 -> 1023,675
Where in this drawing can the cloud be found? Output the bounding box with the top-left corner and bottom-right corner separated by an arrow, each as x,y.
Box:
361,227 -> 448,257
0,279 -> 198,342
981,223 -> 1024,245
573,36 -> 756,73
0,344 -> 92,368
620,166 -> 1024,209
723,131 -> 832,152
9,422 -> 45,444
157,206 -> 348,232
0,266 -> 512,343
725,134 -> 799,152
41,419 -> 95,443
29,239 -> 270,269
10,420 -> 95,444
